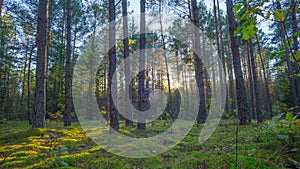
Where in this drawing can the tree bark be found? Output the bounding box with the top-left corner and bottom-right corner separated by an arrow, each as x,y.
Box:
255,33 -> 273,117
109,0 -> 119,132
64,0 -> 72,127
211,53 -> 217,99
33,0 -> 48,128
226,0 -> 249,124
213,0 -> 223,102
137,0 -> 146,130
226,44 -> 236,113
228,66 -> 236,113
246,42 -> 255,119
277,2 -> 298,108
249,39 -> 262,122
291,0 -> 299,53
290,0 -> 300,103
217,0 -> 229,115
122,0 -> 133,126
202,34 -> 211,111
0,0 -> 3,17
159,0 -> 173,118
191,0 -> 207,123
44,0 -> 51,123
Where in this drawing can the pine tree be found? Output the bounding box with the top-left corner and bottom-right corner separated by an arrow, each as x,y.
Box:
33,0 -> 48,128
226,0 -> 249,124
191,0 -> 206,123
137,0 -> 146,130
64,0 -> 72,127
109,0 -> 119,132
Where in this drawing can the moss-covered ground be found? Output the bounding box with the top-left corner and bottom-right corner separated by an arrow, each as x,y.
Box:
0,120 -> 299,168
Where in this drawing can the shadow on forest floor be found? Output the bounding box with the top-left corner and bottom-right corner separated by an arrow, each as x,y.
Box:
0,120 -> 299,168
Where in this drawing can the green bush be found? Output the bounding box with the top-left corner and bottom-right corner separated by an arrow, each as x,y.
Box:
269,111 -> 300,140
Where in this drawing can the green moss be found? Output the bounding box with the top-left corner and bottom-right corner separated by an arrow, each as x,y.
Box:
11,150 -> 38,157
191,151 -> 208,159
235,155 -> 279,169
0,120 -> 299,169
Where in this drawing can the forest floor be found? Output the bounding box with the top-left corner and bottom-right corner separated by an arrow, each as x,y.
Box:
0,120 -> 299,169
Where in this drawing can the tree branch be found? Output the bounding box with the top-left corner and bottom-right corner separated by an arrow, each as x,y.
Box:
115,0 -> 121,7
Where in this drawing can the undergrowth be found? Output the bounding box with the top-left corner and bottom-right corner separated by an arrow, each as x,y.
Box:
0,120 -> 299,168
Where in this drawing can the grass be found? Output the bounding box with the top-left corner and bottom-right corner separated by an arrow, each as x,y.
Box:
0,120 -> 299,168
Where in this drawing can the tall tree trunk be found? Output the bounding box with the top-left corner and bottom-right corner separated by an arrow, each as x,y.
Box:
204,67 -> 211,111
248,39 -> 262,122
226,0 -> 249,124
44,0 -> 52,122
33,0 -> 48,128
211,53 -> 217,98
246,42 -> 255,119
191,0 -> 206,123
175,50 -> 180,83
159,0 -> 173,118
59,0 -> 65,115
0,0 -> 3,17
138,0 -> 146,130
291,0 -> 299,53
28,45 -> 35,125
72,23 -> 76,70
291,0 -> 300,103
255,33 -> 273,117
277,2 -> 298,108
104,60 -> 107,112
109,0 -> 119,132
64,0 -> 72,127
213,0 -> 224,106
202,34 -> 211,111
122,0 -> 133,126
217,0 -> 229,115
227,56 -> 236,113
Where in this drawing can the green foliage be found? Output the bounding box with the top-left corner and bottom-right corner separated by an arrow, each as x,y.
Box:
294,32 -> 300,37
54,157 -> 69,167
270,47 -> 286,60
293,51 -> 300,63
273,9 -> 285,22
235,18 -> 258,40
232,0 -> 289,42
233,1 -> 260,40
0,118 -> 7,124
49,112 -> 63,121
269,112 -> 300,140
48,112 -> 64,128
